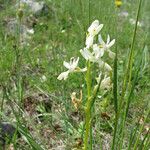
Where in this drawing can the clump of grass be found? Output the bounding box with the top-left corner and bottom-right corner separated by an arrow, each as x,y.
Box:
112,0 -> 149,149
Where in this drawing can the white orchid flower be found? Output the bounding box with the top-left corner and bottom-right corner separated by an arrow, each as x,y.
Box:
93,44 -> 104,59
98,34 -> 115,49
80,48 -> 95,62
85,20 -> 103,48
57,57 -> 87,80
100,75 -> 112,90
57,71 -> 69,80
88,20 -> 103,37
80,44 -> 104,63
98,34 -> 115,59
63,57 -> 79,72
96,74 -> 112,90
85,35 -> 94,48
98,60 -> 112,72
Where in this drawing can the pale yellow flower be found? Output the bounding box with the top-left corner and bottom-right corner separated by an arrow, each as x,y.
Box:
115,0 -> 122,7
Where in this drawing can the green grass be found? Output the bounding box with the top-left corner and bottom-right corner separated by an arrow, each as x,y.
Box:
0,0 -> 149,149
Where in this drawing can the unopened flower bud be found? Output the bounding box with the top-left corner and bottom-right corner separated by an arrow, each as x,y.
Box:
17,8 -> 23,19
17,4 -> 24,20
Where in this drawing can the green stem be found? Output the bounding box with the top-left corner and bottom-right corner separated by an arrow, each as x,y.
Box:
84,1 -> 92,148
111,2 -> 118,149
84,61 -> 92,150
14,2 -> 24,116
84,62 -> 102,150
84,106 -> 92,150
90,122 -> 93,150
86,61 -> 92,98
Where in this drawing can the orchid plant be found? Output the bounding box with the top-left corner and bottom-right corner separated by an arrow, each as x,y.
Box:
57,20 -> 115,150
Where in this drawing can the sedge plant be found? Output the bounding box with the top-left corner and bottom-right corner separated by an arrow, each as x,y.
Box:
0,3 -> 45,149
111,0 -> 149,149
57,20 -> 115,150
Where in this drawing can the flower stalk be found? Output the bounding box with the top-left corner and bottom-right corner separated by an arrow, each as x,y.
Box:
84,61 -> 92,150
84,104 -> 92,150
57,20 -> 115,150
86,61 -> 92,98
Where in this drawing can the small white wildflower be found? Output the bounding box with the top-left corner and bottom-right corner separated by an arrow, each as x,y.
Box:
57,57 -> 86,80
100,75 -> 112,90
98,34 -> 115,59
99,34 -> 115,50
57,70 -> 69,80
63,57 -> 79,72
80,48 -> 94,61
85,35 -> 94,48
98,61 -> 112,72
85,20 -> 103,48
87,20 -> 103,37
80,45 -> 104,63
96,73 -> 112,90
93,44 -> 104,59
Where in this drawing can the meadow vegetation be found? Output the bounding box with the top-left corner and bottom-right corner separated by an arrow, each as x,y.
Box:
0,0 -> 149,149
